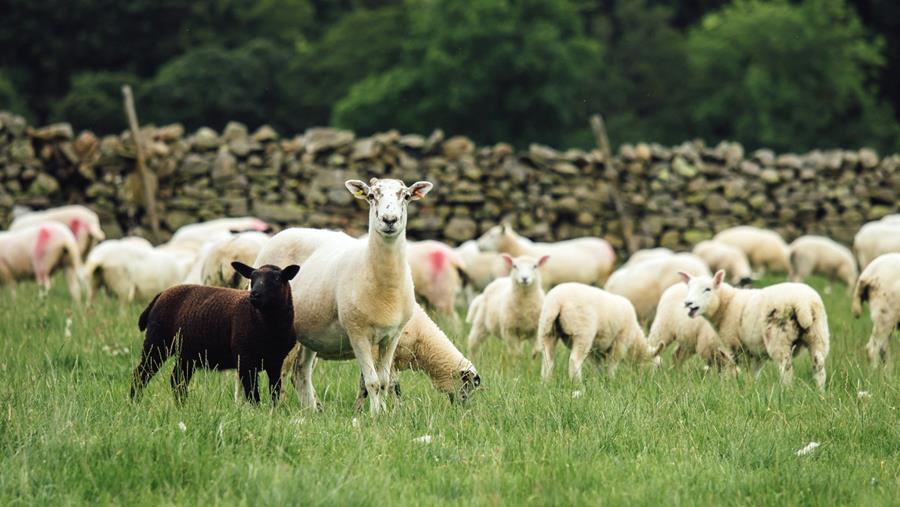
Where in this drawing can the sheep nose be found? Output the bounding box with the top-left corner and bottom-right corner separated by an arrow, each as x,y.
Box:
382,215 -> 398,226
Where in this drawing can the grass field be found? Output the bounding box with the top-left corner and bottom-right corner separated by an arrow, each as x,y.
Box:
1,275 -> 898,506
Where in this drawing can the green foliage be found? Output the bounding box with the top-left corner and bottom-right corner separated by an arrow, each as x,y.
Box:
687,0 -> 900,152
51,72 -> 139,134
334,0 -> 600,147
0,71 -> 31,119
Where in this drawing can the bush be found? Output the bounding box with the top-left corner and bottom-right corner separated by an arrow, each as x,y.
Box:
51,72 -> 139,134
0,71 -> 31,119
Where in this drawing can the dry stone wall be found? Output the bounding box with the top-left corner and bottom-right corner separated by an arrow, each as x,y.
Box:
1,111 -> 897,249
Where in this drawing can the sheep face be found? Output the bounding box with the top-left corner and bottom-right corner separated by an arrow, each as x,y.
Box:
232,262 -> 300,310
502,254 -> 549,287
450,368 -> 481,403
681,270 -> 726,319
346,178 -> 433,239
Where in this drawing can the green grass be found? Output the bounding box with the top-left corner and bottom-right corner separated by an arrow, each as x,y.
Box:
1,275 -> 898,506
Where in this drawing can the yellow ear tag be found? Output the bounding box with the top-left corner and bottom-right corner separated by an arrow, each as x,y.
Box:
355,189 -> 365,197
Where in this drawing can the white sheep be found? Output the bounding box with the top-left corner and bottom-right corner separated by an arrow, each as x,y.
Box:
681,270 -> 830,390
648,283 -> 737,372
466,254 -> 549,355
200,231 -> 270,288
407,240 -> 467,317
623,247 -> 673,267
167,216 -> 268,254
476,224 -> 615,289
692,240 -> 753,286
454,239 -> 507,296
789,235 -> 857,289
853,220 -> 900,270
714,226 -> 791,273
538,283 -> 661,383
85,239 -> 192,303
604,253 -> 710,325
254,178 -> 433,414
0,222 -> 84,300
852,253 -> 900,367
880,214 -> 900,224
10,204 -> 105,255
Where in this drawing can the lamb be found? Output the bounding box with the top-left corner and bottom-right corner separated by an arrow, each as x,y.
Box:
85,239 -> 193,303
714,226 -> 791,273
200,231 -> 270,288
604,253 -> 710,325
852,253 -> 900,367
10,204 -> 105,256
454,239 -> 507,296
648,283 -> 737,372
692,240 -> 753,286
0,222 -> 84,300
130,262 -> 300,403
681,270 -> 830,390
538,283 -> 662,383
853,220 -> 900,270
476,224 -> 615,289
407,240 -> 466,316
254,178 -> 433,414
466,254 -> 549,355
789,235 -> 858,289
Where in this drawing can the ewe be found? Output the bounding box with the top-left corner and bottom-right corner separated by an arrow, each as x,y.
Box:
681,270 -> 829,390
714,226 -> 791,274
789,235 -> 857,289
11,204 -> 105,256
852,253 -> 900,367
200,231 -> 270,288
692,240 -> 753,286
853,220 -> 900,270
0,222 -> 83,300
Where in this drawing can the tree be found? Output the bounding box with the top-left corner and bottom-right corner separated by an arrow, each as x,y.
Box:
687,0 -> 900,152
333,0 -> 600,147
0,71 -> 31,119
51,72 -> 139,134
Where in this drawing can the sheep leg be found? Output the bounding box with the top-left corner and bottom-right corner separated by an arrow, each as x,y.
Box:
0,260 -> 17,297
63,264 -> 81,302
376,335 -> 400,404
349,333 -> 384,415
130,341 -> 170,400
866,317 -> 892,368
541,332 -> 557,382
239,364 -> 261,404
750,356 -> 766,380
291,345 -> 320,410
671,344 -> 690,368
170,359 -> 195,404
568,334 -> 593,384
765,327 -> 794,386
467,316 -> 486,355
265,364 -> 283,404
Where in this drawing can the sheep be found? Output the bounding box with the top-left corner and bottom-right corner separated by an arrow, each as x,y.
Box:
681,270 -> 830,390
407,240 -> 466,316
454,239 -> 507,298
691,240 -> 753,286
648,283 -> 737,372
623,247 -> 673,267
85,239 -> 193,303
466,254 -> 549,355
789,235 -> 858,290
853,220 -> 900,270
852,253 -> 900,367
167,217 -> 269,254
254,178 -> 433,414
10,204 -> 105,256
604,253 -> 711,326
130,262 -> 300,403
714,226 -> 791,273
0,222 -> 84,300
476,224 -> 615,289
200,231 -> 270,288
880,214 -> 900,224
538,283 -> 662,384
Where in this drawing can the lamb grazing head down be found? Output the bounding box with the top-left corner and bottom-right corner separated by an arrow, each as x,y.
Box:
346,178 -> 433,240
232,261 -> 300,310
501,254 -> 549,287
455,368 -> 482,403
681,270 -> 726,318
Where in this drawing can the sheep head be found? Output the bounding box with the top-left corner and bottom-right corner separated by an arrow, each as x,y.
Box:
681,269 -> 726,319
232,262 -> 300,310
346,178 -> 433,240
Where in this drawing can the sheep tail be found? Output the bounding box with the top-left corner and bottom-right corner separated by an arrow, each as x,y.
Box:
536,296 -> 562,346
138,293 -> 162,331
794,301 -> 814,330
851,279 -> 869,319
465,294 -> 483,324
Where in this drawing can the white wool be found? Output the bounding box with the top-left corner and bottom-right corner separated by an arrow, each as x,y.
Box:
10,204 -> 105,256
852,253 -> 900,367
407,240 -> 466,316
538,283 -> 660,384
789,235 -> 858,288
0,222 -> 84,301
623,248 -> 673,267
167,217 -> 268,255
454,240 -> 507,294
199,231 -> 270,288
853,221 -> 900,270
85,238 -> 191,303
692,240 -> 753,286
714,226 -> 791,273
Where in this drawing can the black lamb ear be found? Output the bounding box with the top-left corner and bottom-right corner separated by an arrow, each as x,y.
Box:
231,261 -> 255,280
281,264 -> 300,281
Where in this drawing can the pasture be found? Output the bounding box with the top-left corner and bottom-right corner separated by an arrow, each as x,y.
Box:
1,275 -> 898,506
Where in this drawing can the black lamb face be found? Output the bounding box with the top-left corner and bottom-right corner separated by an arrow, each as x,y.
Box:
232,262 -> 300,309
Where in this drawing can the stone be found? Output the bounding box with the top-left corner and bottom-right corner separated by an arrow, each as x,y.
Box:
443,217 -> 477,242
191,127 -> 220,150
749,193 -> 767,210
165,210 -> 196,231
222,121 -> 248,142
443,136 -> 474,160
672,156 -> 697,177
704,193 -> 729,213
659,230 -> 681,249
29,123 -> 73,141
760,168 -> 780,184
252,125 -> 279,143
683,229 -> 710,245
211,149 -> 237,182
181,154 -> 210,176
351,139 -> 381,161
27,173 -> 59,196
552,162 -> 578,175
528,144 -> 558,166
859,148 -> 878,169
252,201 -> 306,222
399,134 -> 426,149
154,124 -> 184,142
10,139 -> 35,163
304,127 -> 354,154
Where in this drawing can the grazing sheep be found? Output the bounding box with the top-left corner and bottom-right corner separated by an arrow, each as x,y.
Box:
466,254 -> 549,355
692,240 -> 753,286
604,253 -> 711,325
852,253 -> 900,367
200,232 -> 270,288
0,222 -> 84,300
476,224 -> 615,289
681,270 -> 830,390
255,178 -> 433,414
853,220 -> 900,270
454,239 -> 507,297
789,235 -> 858,289
407,240 -> 466,316
648,283 -> 737,372
85,239 -> 193,303
624,247 -> 673,267
538,283 -> 662,383
131,262 -> 300,403
10,204 -> 105,256
714,226 -> 791,273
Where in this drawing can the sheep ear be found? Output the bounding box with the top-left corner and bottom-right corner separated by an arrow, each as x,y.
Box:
713,270 -> 726,287
408,181 -> 433,201
231,261 -> 255,280
345,180 -> 370,200
678,271 -> 691,284
281,264 -> 300,281
537,255 -> 550,267
501,254 -> 514,269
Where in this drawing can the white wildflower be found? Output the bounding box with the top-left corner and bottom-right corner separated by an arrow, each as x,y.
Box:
413,435 -> 433,444
177,422 -> 187,433
795,442 -> 819,456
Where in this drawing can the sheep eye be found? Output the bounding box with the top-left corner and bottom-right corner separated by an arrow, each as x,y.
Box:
366,193 -> 374,200
704,288 -> 711,293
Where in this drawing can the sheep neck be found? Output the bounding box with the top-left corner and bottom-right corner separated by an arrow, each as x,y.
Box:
510,280 -> 541,302
707,283 -> 737,331
366,231 -> 409,290
499,234 -> 526,256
